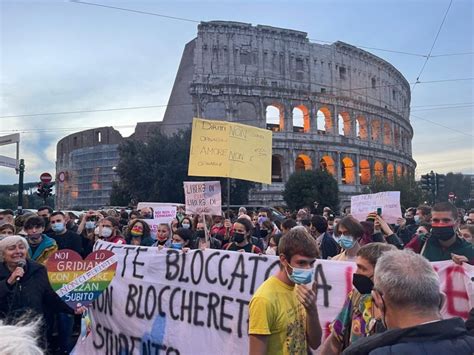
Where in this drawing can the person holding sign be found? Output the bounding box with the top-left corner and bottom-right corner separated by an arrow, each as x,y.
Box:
0,236 -> 85,352
248,227 -> 322,354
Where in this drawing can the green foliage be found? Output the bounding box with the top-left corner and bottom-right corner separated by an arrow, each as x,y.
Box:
283,169 -> 339,211
0,185 -> 55,210
436,172 -> 471,206
362,175 -> 424,209
111,128 -> 254,205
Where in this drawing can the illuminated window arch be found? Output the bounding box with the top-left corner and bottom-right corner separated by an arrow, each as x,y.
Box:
319,156 -> 335,176
359,159 -> 371,185
266,104 -> 284,132
396,165 -> 403,178
371,119 -> 381,141
293,105 -> 310,133
317,107 -> 332,133
387,163 -> 395,184
341,157 -> 355,185
394,126 -> 401,147
383,122 -> 392,145
356,116 -> 368,140
272,155 -> 283,182
295,154 -> 312,172
338,112 -> 351,136
374,161 -> 384,180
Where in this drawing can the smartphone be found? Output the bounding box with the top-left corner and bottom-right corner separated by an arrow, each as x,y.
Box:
377,207 -> 382,216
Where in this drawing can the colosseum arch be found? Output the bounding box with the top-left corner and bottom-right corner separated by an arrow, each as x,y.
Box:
295,154 -> 312,172
265,104 -> 284,132
356,116 -> 368,140
317,107 -> 332,133
359,159 -> 371,185
338,112 -> 351,136
394,126 -> 401,147
396,164 -> 403,178
374,161 -> 384,180
320,156 -> 336,176
272,155 -> 283,182
371,118 -> 381,141
387,163 -> 395,184
293,105 -> 310,133
383,122 -> 392,145
341,157 -> 355,184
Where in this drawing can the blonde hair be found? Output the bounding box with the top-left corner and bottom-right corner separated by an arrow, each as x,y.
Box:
0,236 -> 29,262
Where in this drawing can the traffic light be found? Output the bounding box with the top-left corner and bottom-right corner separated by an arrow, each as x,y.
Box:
428,172 -> 436,193
36,182 -> 54,201
436,174 -> 446,191
420,174 -> 430,191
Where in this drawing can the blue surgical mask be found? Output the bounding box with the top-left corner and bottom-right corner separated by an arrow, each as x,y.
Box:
171,242 -> 183,250
181,223 -> 190,229
286,263 -> 314,285
414,215 -> 420,224
85,221 -> 96,230
52,223 -> 65,233
339,234 -> 356,249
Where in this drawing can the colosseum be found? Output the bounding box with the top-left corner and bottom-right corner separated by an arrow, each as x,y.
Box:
162,21 -> 416,207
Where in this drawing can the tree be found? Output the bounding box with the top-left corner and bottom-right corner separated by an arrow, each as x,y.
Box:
363,175 -> 424,209
111,128 -> 254,205
436,172 -> 471,207
283,169 -> 339,212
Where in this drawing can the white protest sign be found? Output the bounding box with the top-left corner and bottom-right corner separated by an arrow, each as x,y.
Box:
136,202 -> 178,234
350,191 -> 402,224
73,241 -> 474,355
184,181 -> 221,216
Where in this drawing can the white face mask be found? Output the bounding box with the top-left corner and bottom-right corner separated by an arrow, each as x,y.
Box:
265,246 -> 276,255
101,227 -> 113,238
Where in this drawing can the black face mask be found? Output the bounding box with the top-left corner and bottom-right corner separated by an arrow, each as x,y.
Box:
233,232 -> 245,243
431,226 -> 455,241
260,230 -> 269,239
352,273 -> 374,294
195,230 -> 206,240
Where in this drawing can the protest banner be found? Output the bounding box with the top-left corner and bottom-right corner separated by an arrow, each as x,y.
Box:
188,118 -> 272,184
350,191 -> 402,224
73,241 -> 474,355
46,249 -> 118,308
184,181 -> 221,216
136,202 -> 178,233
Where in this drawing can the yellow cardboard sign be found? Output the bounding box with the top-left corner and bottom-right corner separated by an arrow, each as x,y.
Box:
188,118 -> 273,184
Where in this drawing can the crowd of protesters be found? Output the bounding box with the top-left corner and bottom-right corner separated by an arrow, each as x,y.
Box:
0,202 -> 474,354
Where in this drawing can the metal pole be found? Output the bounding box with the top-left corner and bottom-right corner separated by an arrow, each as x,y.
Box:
17,159 -> 24,215
227,177 -> 231,219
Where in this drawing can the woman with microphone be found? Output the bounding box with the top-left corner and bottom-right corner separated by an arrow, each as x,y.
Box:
0,235 -> 84,351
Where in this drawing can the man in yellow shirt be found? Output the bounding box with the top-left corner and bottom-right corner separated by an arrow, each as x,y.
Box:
248,226 -> 322,354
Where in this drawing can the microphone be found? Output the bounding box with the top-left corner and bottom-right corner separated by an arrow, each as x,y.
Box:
15,260 -> 26,282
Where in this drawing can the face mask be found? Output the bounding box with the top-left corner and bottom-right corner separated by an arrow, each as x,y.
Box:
352,273 -> 374,294
143,213 -> 152,219
215,222 -> 223,228
181,223 -> 191,229
52,223 -> 65,233
414,215 -> 420,224
265,246 -> 276,255
171,242 -> 183,250
233,232 -> 245,243
130,229 -> 143,237
101,227 -> 113,238
260,230 -> 269,238
431,225 -> 455,241
28,233 -> 42,245
85,221 -> 96,230
286,263 -> 314,285
339,235 -> 356,249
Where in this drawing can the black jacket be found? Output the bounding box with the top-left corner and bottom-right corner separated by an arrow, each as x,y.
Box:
343,317 -> 474,355
320,232 -> 340,259
0,259 -> 74,321
51,230 -> 83,254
